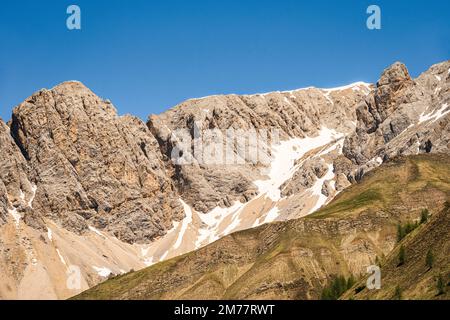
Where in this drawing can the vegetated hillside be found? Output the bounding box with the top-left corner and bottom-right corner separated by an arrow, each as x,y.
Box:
74,154 -> 450,300
341,203 -> 449,300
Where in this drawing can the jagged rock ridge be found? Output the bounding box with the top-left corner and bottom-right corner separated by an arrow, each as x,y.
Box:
0,60 -> 448,299
9,82 -> 184,243
343,61 -> 450,179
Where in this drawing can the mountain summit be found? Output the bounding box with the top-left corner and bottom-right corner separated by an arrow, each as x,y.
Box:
0,60 -> 449,299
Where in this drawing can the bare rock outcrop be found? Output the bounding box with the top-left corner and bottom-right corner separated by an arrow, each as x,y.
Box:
0,119 -> 35,226
0,181 -> 8,225
9,82 -> 183,243
149,84 -> 370,212
281,159 -> 328,197
343,60 -> 450,180
0,60 -> 449,300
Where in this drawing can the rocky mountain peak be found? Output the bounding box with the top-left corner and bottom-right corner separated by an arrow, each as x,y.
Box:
343,60 -> 449,176
0,60 -> 448,300
7,81 -> 184,244
51,80 -> 91,92
377,61 -> 412,87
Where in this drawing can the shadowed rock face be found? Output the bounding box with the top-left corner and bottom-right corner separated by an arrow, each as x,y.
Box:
0,183 -> 6,225
9,81 -> 183,243
0,119 -> 36,227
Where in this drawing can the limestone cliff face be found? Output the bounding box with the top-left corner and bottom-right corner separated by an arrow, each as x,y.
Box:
149,83 -> 371,212
0,61 -> 449,299
0,119 -> 37,227
343,61 -> 450,180
9,81 -> 183,243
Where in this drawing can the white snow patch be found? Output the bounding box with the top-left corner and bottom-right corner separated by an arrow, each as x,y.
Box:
56,249 -> 67,266
283,97 -> 295,106
8,207 -> 21,228
254,127 -> 342,201
280,86 -> 314,94
330,180 -> 336,190
186,94 -> 222,102
89,226 -> 107,238
252,86 -> 313,96
251,218 -> 262,228
28,184 -> 37,208
19,190 -> 25,201
195,201 -> 243,248
368,156 -> 383,166
435,75 -> 441,81
47,228 -> 53,241
324,92 -> 334,105
419,111 -> 435,123
173,199 -> 193,249
432,103 -> 450,120
419,103 -> 449,123
309,163 -> 335,214
317,138 -> 344,157
184,82 -> 371,101
220,206 -> 245,237
92,266 -> 112,278
322,82 -> 371,93
159,251 -> 169,262
263,206 -> 280,224
141,246 -> 150,257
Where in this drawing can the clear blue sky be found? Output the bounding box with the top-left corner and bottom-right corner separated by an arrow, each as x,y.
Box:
0,0 -> 449,121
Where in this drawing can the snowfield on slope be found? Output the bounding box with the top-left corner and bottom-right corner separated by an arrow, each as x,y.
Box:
138,126 -> 347,265
254,127 -> 342,201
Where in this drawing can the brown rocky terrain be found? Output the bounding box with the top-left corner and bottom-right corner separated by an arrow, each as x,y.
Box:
73,155 -> 450,300
0,60 -> 448,299
343,61 -> 450,180
148,82 -> 370,212
9,82 -> 184,244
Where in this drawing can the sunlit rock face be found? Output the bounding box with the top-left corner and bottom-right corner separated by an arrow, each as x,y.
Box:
9,81 -> 184,243
0,60 -> 449,299
343,61 -> 450,180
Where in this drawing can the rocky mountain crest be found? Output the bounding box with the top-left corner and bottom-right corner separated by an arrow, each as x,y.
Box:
0,60 -> 448,299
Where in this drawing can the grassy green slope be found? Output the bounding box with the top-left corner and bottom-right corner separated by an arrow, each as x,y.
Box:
341,203 -> 449,300
73,154 -> 450,300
